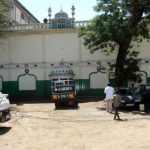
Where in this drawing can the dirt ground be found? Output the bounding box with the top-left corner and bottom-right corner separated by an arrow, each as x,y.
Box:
0,100 -> 150,150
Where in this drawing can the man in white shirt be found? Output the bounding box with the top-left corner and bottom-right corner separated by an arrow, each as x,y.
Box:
104,83 -> 114,113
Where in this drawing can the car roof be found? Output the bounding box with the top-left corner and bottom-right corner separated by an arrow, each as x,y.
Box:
115,87 -> 130,90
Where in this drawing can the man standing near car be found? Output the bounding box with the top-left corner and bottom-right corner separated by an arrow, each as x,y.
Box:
104,83 -> 114,113
113,90 -> 121,120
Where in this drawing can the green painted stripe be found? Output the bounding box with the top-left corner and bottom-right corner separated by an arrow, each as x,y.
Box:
1,78 -> 128,97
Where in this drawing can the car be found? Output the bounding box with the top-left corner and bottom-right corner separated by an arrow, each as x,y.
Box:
115,87 -> 141,107
0,92 -> 11,123
135,84 -> 150,112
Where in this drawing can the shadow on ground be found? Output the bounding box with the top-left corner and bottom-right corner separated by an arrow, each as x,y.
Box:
9,96 -> 150,115
96,106 -> 150,116
10,97 -> 51,104
0,127 -> 12,135
96,107 -> 106,111
9,96 -> 104,104
54,106 -> 80,110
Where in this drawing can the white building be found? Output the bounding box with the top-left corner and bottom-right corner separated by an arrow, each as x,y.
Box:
6,0 -> 40,25
0,1 -> 150,98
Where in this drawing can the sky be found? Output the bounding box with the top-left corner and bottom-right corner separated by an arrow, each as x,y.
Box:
18,0 -> 98,22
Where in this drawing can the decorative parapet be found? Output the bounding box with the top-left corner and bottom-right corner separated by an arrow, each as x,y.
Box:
1,23 -> 50,31
74,20 -> 91,27
0,20 -> 91,32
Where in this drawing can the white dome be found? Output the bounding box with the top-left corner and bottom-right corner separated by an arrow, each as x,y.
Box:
55,9 -> 68,19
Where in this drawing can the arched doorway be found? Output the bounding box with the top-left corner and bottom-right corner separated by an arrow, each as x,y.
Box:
89,71 -> 108,96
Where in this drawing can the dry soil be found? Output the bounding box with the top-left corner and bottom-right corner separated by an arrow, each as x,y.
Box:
0,100 -> 150,150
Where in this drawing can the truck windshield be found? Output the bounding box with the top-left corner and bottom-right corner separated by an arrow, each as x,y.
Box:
52,78 -> 74,93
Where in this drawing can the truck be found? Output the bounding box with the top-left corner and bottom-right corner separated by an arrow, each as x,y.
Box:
50,62 -> 78,109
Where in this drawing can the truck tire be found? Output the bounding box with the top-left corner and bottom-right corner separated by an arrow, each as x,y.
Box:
55,102 -> 60,109
74,101 -> 78,108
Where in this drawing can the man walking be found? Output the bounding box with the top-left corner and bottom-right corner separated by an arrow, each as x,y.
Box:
104,83 -> 114,113
113,90 -> 121,120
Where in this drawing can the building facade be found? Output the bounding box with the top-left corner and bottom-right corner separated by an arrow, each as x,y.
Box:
0,2 -> 150,98
4,0 -> 39,25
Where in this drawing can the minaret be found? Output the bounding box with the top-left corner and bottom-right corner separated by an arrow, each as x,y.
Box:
71,5 -> 75,20
48,7 -> 52,27
48,7 -> 52,22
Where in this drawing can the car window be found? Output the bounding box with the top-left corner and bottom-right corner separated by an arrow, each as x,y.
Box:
145,86 -> 150,90
118,89 -> 132,95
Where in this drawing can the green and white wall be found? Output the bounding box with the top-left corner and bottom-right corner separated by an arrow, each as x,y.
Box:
0,29 -> 150,97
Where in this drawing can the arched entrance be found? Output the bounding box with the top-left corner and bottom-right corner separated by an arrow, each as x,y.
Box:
89,70 -> 108,96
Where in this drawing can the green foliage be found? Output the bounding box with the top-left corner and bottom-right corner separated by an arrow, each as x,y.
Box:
123,50 -> 141,80
79,0 -> 150,85
79,13 -> 130,54
79,0 -> 150,53
0,0 -> 9,38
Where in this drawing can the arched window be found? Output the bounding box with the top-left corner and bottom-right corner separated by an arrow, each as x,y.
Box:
18,73 -> 37,91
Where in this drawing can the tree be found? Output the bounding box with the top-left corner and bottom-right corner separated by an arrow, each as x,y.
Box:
79,0 -> 150,86
43,18 -> 48,24
0,0 -> 9,38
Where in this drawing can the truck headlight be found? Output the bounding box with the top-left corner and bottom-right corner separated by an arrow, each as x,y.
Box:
53,95 -> 58,100
68,94 -> 74,98
54,88 -> 58,92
